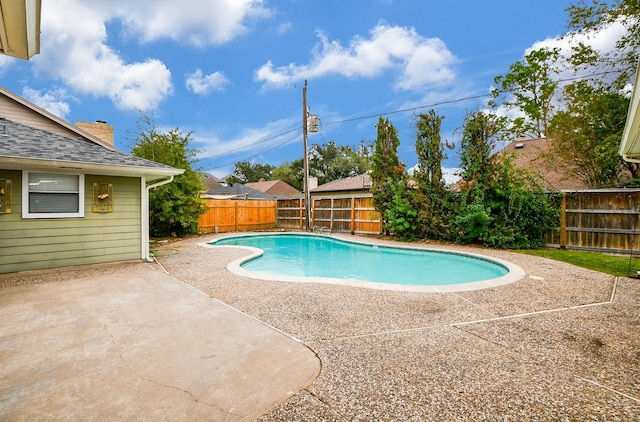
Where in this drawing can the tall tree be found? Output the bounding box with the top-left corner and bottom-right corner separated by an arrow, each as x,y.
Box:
371,117 -> 405,234
565,0 -> 640,89
490,47 -> 561,138
414,110 -> 448,185
454,111 -> 557,248
458,111 -> 508,187
549,80 -> 636,187
227,161 -> 274,184
131,120 -> 205,237
413,110 -> 452,238
309,140 -> 372,185
272,159 -> 304,191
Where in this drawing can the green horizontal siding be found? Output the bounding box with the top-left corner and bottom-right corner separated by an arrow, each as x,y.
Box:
0,171 -> 143,274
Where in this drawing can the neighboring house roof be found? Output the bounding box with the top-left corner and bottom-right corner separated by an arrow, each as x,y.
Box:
0,118 -> 182,181
311,173 -> 372,193
499,138 -> 588,190
245,179 -> 299,196
201,172 -> 223,191
202,183 -> 275,200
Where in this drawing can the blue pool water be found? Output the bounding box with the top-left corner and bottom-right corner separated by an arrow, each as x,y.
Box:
212,234 -> 509,286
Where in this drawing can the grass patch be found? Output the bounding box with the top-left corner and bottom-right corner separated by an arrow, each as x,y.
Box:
517,248 -> 640,277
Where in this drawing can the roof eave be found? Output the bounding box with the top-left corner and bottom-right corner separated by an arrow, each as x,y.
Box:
0,156 -> 184,181
0,0 -> 41,60
619,60 -> 640,162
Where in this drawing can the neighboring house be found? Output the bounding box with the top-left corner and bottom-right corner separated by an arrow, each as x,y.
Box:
200,172 -> 223,191
201,183 -> 275,200
308,173 -> 381,234
0,88 -> 183,274
498,138 -> 589,191
310,173 -> 372,197
245,178 -> 299,197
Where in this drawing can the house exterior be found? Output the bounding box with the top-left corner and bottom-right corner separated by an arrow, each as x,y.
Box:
307,174 -> 381,234
0,88 -> 182,274
201,183 -> 275,200
310,173 -> 372,198
245,179 -> 299,197
499,138 -> 589,190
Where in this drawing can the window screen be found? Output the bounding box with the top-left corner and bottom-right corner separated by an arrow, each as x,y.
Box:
28,173 -> 80,213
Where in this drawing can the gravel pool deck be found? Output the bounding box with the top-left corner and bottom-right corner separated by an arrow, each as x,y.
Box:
156,232 -> 640,421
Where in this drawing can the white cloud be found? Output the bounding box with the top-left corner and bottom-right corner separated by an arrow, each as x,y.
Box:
0,55 -> 15,74
527,19 -> 627,85
34,0 -> 172,111
442,167 -> 461,185
30,0 -> 270,112
255,23 -> 457,90
115,0 -> 271,46
185,69 -> 230,94
22,87 -> 71,119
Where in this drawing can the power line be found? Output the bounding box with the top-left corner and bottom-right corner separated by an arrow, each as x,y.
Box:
201,68 -> 624,166
205,130 -> 301,169
202,126 -> 300,159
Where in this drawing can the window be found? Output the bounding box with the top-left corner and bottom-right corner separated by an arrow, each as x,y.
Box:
22,172 -> 84,218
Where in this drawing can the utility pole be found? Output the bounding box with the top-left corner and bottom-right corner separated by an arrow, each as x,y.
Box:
302,80 -> 311,231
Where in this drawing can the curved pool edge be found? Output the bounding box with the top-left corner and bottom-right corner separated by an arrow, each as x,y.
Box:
198,232 -> 526,293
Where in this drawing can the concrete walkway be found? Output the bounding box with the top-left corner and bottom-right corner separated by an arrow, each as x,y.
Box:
0,269 -> 320,421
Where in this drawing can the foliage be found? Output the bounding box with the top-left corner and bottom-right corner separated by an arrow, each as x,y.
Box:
490,47 -> 561,138
380,168 -> 419,240
549,80 -> 635,187
457,111 -> 507,187
413,110 -> 454,239
453,111 -> 559,248
272,159 -> 303,191
227,161 -> 274,184
309,140 -> 372,185
565,0 -> 640,89
131,119 -> 205,237
371,117 -> 403,234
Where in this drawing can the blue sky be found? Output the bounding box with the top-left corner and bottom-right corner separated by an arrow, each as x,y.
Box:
0,0 -> 621,181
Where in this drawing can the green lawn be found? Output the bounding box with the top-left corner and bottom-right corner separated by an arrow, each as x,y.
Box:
517,248 -> 640,277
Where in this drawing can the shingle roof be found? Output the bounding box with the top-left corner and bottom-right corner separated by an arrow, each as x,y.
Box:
245,179 -> 299,195
500,138 -> 589,190
0,118 -> 176,171
311,173 -> 372,193
203,183 -> 275,199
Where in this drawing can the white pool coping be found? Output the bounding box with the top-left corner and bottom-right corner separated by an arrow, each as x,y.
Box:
198,232 -> 526,293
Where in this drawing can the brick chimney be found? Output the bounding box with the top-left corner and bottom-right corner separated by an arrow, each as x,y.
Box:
76,120 -> 114,146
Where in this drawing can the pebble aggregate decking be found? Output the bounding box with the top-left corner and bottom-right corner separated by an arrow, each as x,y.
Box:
154,233 -> 640,421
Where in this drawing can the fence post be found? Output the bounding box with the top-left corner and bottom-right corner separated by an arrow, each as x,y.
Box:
299,198 -> 304,229
559,192 -> 567,249
351,197 -> 356,234
234,201 -> 239,231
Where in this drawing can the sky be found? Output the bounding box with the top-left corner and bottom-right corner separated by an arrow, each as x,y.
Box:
0,0 -> 623,182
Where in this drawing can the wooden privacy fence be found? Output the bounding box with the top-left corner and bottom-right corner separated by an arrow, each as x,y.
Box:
198,199 -> 276,233
275,196 -> 382,234
546,189 -> 640,254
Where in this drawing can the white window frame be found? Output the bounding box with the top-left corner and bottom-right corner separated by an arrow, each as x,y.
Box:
22,171 -> 85,219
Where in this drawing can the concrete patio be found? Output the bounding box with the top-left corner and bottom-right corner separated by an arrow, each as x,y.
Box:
1,232 -> 639,420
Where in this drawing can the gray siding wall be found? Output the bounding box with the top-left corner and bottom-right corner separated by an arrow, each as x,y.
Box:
0,170 -> 142,274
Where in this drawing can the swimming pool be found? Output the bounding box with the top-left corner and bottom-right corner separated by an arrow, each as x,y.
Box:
206,233 -> 525,292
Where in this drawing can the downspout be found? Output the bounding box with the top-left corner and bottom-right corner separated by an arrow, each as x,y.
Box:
141,176 -> 175,262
